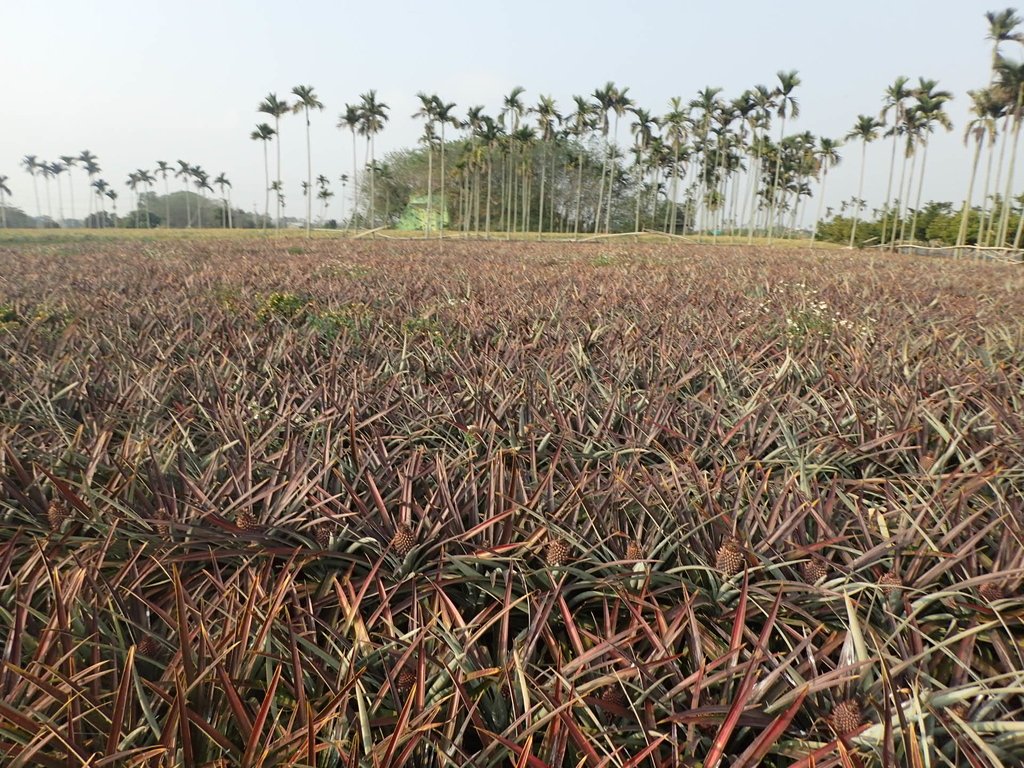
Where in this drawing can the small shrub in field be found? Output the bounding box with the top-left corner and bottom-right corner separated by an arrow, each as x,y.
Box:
256,291 -> 308,322
0,303 -> 20,328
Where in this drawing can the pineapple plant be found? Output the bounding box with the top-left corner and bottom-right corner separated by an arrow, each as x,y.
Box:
625,540 -> 644,563
236,510 -> 259,532
396,667 -> 416,696
391,523 -> 416,556
600,683 -> 627,720
314,522 -> 335,549
546,536 -> 572,568
136,635 -> 162,661
879,570 -> 903,596
715,536 -> 746,576
801,557 -> 828,584
979,581 -> 1006,602
47,500 -> 69,531
828,699 -> 864,736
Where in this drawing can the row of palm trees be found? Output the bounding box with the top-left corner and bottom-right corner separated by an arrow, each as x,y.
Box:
11,152 -> 236,228
5,9 -> 1024,245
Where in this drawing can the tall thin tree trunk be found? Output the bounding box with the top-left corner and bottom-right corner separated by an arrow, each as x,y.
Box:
997,106 -> 1023,248
909,140 -> 931,244
879,127 -> 900,246
810,164 -> 830,245
275,116 -> 282,229
849,141 -> 868,248
956,136 -> 984,250
984,117 -> 1010,245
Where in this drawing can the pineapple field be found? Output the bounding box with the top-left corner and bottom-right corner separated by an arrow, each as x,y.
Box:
1,235 -> 1023,767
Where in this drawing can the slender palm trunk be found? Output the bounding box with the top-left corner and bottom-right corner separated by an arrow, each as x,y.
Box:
183,180 -> 191,228
303,106 -> 312,237
163,177 -> 170,228
274,116 -> 282,229
897,148 -> 918,247
573,150 -> 585,238
811,164 -> 831,245
767,115 -> 787,242
485,148 -> 493,237
909,140 -> 931,244
67,176 -> 75,222
746,132 -> 764,243
956,136 -> 984,250
31,175 -> 41,226
849,140 -> 868,248
439,123 -> 447,239
879,128 -> 899,246
425,137 -> 434,235
984,118 -> 1010,245
1013,198 -> 1024,249
594,131 -> 608,234
997,105 -> 1023,248
536,136 -> 548,240
56,176 -> 65,225
976,133 -> 997,248
369,134 -> 377,228
262,143 -> 270,230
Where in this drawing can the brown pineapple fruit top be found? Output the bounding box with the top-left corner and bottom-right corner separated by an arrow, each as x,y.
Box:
829,699 -> 863,735
716,537 -> 745,576
391,523 -> 416,556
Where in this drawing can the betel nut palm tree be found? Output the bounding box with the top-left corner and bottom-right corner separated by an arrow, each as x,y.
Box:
845,114 -> 884,247
258,93 -> 290,229
250,124 -> 275,230
291,85 -> 324,236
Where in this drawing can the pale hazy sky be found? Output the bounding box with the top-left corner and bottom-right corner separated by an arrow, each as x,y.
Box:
0,0 -> 1010,223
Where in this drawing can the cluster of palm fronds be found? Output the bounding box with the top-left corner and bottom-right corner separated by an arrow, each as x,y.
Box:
1,237 -> 1023,767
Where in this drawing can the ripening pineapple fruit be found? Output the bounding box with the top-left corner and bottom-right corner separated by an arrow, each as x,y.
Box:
715,537 -> 746,576
546,537 -> 572,568
314,523 -> 334,549
391,523 -> 416,556
979,581 -> 1006,602
801,558 -> 828,584
136,635 -> 162,661
236,510 -> 259,532
155,516 -> 172,539
47,501 -> 69,531
396,667 -> 416,695
879,570 -> 903,596
829,699 -> 864,735
600,683 -> 627,711
625,540 -> 644,563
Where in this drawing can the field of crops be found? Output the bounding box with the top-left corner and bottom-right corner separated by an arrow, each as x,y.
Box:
1,235 -> 1023,767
